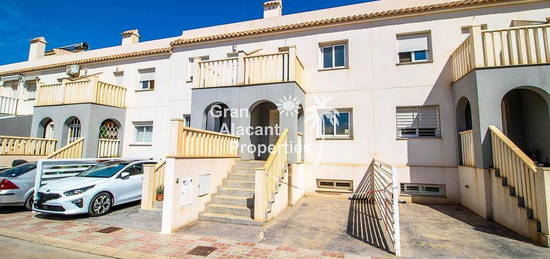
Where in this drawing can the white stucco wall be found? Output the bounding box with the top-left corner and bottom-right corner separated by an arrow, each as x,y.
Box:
0,0 -> 548,203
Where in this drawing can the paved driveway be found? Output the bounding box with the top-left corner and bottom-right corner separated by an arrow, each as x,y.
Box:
180,194 -> 550,258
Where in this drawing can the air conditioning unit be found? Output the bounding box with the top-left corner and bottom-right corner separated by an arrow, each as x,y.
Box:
66,65 -> 80,77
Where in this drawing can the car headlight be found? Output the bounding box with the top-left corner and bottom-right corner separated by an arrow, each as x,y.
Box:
63,185 -> 95,196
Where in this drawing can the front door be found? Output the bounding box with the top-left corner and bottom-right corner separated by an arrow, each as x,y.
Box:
113,163 -> 143,204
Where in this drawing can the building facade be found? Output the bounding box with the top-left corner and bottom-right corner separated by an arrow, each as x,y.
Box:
0,0 -> 549,237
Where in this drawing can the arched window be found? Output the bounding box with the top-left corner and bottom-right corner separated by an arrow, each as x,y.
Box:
99,119 -> 120,140
39,118 -> 55,139
66,117 -> 81,143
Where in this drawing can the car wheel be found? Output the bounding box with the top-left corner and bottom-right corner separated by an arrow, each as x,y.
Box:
24,194 -> 33,211
88,192 -> 112,217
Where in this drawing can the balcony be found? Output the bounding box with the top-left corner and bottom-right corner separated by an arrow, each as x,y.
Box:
451,24 -> 550,82
36,77 -> 126,108
0,96 -> 18,115
193,47 -> 305,89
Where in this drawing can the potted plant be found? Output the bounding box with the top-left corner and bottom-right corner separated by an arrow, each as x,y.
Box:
156,185 -> 164,201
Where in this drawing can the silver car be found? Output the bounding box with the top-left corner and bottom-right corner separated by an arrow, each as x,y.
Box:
0,162 -> 37,210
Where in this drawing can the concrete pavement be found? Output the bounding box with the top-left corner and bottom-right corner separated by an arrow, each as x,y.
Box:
0,235 -> 109,259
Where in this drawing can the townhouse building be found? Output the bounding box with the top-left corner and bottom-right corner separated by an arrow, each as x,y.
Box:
0,0 -> 549,245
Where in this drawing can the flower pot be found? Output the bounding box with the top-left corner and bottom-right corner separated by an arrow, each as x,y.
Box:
156,194 -> 164,201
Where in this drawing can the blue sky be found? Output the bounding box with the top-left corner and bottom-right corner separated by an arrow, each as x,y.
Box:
0,0 -> 371,65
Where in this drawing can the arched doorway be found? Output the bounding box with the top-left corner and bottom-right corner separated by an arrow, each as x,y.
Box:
456,97 -> 474,166
204,103 -> 231,133
65,117 -> 81,144
456,97 -> 472,132
38,118 -> 55,139
501,88 -> 550,165
297,105 -> 304,162
98,119 -> 121,158
250,101 -> 280,160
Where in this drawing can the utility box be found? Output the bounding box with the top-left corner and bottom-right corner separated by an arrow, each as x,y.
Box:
198,174 -> 210,196
180,178 -> 193,207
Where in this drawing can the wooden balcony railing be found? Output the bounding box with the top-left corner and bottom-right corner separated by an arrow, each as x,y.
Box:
97,139 -> 120,158
451,24 -> 550,82
170,120 -> 240,158
0,136 -> 57,156
459,130 -> 475,167
0,96 -> 18,115
194,47 -> 305,89
36,77 -> 126,108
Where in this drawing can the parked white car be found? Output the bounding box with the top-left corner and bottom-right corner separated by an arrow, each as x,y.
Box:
34,160 -> 156,216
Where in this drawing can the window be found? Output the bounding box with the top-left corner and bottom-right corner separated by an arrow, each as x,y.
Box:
124,163 -> 143,176
138,68 -> 155,90
319,108 -> 352,139
397,32 -> 431,63
114,71 -> 124,86
316,179 -> 353,191
401,183 -> 445,196
396,106 -> 440,138
182,114 -> 191,127
24,81 -> 36,100
133,122 -> 153,143
187,56 -> 209,82
319,42 -> 347,69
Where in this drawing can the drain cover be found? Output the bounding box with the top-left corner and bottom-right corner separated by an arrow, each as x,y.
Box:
187,246 -> 217,256
96,227 -> 122,233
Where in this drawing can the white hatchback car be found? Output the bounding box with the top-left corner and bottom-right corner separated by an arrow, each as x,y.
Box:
34,160 -> 156,216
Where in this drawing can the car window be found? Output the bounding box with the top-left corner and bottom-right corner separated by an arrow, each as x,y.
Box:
125,163 -> 143,176
77,162 -> 129,178
0,163 -> 36,178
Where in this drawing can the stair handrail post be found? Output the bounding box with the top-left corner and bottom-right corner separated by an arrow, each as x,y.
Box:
193,57 -> 202,88
254,168 -> 267,222
169,119 -> 184,156
288,46 -> 297,82
535,167 -> 550,240
469,25 -> 485,68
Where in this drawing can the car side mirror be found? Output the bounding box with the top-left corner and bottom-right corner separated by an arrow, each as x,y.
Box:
119,172 -> 130,179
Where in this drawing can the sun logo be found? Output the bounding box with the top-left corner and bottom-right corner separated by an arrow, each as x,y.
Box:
277,95 -> 300,117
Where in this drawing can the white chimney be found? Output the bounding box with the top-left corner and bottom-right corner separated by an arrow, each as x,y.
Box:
28,37 -> 47,61
121,29 -> 140,45
263,1 -> 282,19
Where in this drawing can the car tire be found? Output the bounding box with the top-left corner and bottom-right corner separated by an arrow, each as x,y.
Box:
88,192 -> 113,217
24,194 -> 33,211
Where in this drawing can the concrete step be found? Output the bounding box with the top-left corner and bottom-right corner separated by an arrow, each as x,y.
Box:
218,187 -> 255,197
227,173 -> 255,181
212,195 -> 251,207
205,204 -> 252,217
224,180 -> 255,189
199,213 -> 263,226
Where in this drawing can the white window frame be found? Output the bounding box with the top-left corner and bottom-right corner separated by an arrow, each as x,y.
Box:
133,121 -> 153,144
114,71 -> 124,86
138,68 -> 155,91
319,42 -> 348,69
396,105 -> 441,139
318,108 -> 353,139
396,32 -> 432,64
401,183 -> 446,197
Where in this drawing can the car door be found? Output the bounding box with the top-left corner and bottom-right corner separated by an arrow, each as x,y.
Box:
113,163 -> 143,204
125,163 -> 144,202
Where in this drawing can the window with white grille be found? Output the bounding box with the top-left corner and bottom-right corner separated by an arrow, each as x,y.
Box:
396,106 -> 440,138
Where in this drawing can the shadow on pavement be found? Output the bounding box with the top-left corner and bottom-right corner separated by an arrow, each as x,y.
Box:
346,163 -> 392,254
425,204 -> 534,244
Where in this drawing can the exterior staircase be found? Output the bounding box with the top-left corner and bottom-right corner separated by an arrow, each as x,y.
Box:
199,160 -> 265,226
